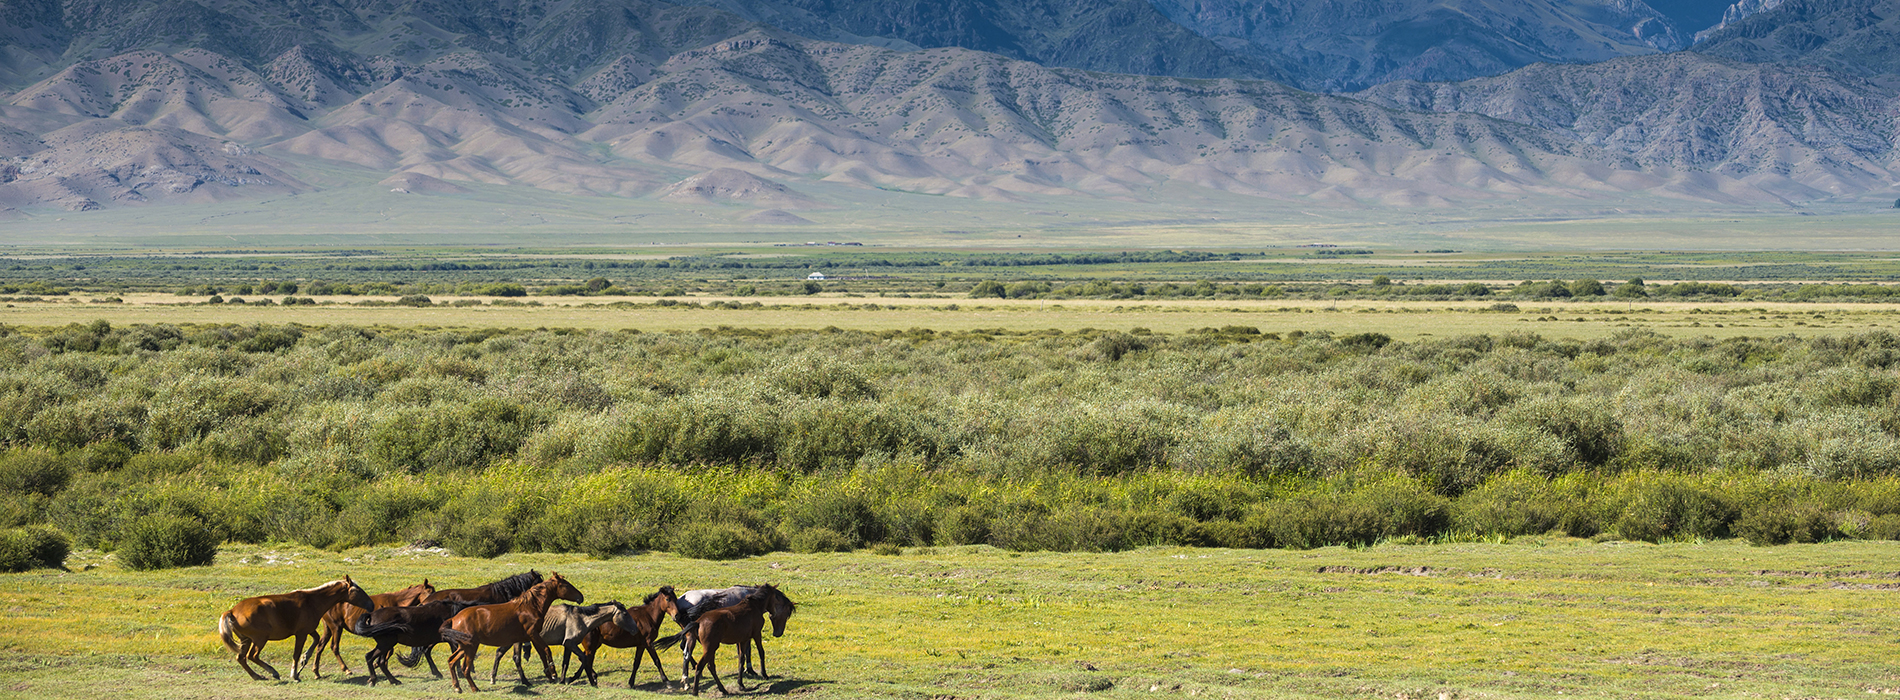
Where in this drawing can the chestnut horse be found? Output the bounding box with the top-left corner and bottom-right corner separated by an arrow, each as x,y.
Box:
683,585 -> 782,696
312,579 -> 434,676
440,572 -> 584,692
489,601 -> 623,686
218,577 -> 375,681
394,571 -> 543,677
348,599 -> 484,686
569,586 -> 679,688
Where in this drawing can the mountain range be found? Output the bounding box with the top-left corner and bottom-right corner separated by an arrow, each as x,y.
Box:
0,0 -> 1895,220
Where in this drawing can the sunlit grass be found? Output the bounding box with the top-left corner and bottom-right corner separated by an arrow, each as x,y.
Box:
3,540 -> 1898,698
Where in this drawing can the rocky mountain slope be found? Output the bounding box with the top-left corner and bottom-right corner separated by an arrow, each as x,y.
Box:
1357,52 -> 1899,200
666,0 -> 1722,91
0,0 -> 1894,215
1692,0 -> 1900,77
1150,0 -> 1691,91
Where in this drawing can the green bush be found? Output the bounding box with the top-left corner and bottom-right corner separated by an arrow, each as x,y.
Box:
0,526 -> 70,572
934,506 -> 991,546
0,448 -> 71,496
117,514 -> 219,570
669,522 -> 773,560
1734,501 -> 1835,545
1606,473 -> 1735,542
1265,475 -> 1449,549
790,527 -> 853,553
783,489 -> 884,547
1452,471 -> 1595,537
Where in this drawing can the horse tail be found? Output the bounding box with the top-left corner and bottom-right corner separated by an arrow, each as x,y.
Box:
217,612 -> 241,655
653,631 -> 684,650
395,645 -> 430,668
351,612 -> 410,638
440,626 -> 473,647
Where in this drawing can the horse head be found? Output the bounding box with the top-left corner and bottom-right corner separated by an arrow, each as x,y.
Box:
343,576 -> 376,611
547,572 -> 584,604
648,586 -> 679,617
760,584 -> 795,638
395,579 -> 436,605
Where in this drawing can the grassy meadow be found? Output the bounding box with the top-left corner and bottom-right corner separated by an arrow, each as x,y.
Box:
4,540 -> 1899,699
6,241 -> 1900,699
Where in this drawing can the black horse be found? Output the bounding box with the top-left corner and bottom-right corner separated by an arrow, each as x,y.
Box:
350,599 -> 487,685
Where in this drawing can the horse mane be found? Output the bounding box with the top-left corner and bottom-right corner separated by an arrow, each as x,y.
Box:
642,586 -> 675,605
294,579 -> 346,594
484,570 -> 543,601
766,585 -> 797,614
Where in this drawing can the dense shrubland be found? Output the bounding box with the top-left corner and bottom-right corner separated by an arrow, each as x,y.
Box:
3,321 -> 1900,567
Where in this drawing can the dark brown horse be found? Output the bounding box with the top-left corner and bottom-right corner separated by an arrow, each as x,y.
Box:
348,599 -> 484,686
440,572 -> 584,693
569,586 -> 679,688
313,579 -> 434,676
393,571 -> 543,677
218,577 -> 375,681
683,585 -> 781,696
662,584 -> 797,681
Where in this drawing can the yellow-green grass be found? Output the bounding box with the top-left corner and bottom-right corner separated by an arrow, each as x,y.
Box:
9,295 -> 1900,339
2,540 -> 1897,699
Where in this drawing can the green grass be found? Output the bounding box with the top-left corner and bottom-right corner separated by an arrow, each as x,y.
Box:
2,540 -> 1897,699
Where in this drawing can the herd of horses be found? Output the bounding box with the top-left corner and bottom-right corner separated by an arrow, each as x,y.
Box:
215,571 -> 797,694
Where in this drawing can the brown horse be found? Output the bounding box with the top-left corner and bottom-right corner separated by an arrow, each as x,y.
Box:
394,571 -> 543,677
218,577 -> 376,681
570,586 -> 679,688
489,601 -> 623,686
661,584 -> 797,681
312,579 -> 434,676
440,572 -> 584,693
684,585 -> 779,696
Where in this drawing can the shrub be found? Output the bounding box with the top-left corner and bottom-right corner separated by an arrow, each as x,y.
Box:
1734,500 -> 1835,545
790,527 -> 853,554
783,489 -> 885,547
117,514 -> 219,570
1606,473 -> 1735,542
0,526 -> 70,572
0,448 -> 70,496
934,506 -> 991,546
1264,475 -> 1449,549
443,518 -> 513,558
669,522 -> 773,560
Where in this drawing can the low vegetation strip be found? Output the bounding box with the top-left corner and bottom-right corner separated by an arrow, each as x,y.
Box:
1,542 -> 1895,699
3,324 -> 1900,558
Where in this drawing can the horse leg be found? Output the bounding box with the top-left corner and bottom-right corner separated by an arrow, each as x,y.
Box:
462,643 -> 484,693
756,635 -> 769,679
646,643 -> 670,684
423,645 -> 444,678
735,642 -> 749,692
690,647 -> 704,697
512,642 -> 531,686
706,645 -> 729,696
529,641 -> 555,683
625,644 -> 642,688
235,638 -> 269,681
378,643 -> 404,686
446,645 -> 463,693
488,644 -> 505,684
248,640 -> 282,680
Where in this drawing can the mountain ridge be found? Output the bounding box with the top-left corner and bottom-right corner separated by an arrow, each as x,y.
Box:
0,0 -> 1895,217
